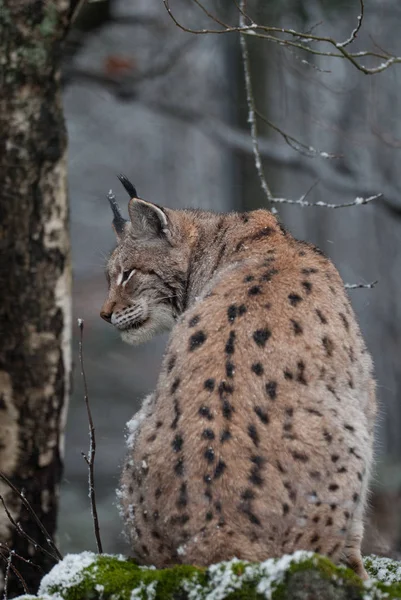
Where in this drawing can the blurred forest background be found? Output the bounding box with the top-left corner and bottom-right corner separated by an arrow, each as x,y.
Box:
57,0 -> 401,558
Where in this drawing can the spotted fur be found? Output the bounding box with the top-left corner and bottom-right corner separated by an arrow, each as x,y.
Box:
101,191 -> 376,579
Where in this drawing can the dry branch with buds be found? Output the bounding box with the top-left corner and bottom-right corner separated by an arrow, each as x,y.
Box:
78,319 -> 103,554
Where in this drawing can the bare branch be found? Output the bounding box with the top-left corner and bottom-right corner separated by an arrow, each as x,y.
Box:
78,318 -> 103,554
337,0 -> 364,48
162,0 -> 401,75
239,5 -> 273,202
0,550 -> 29,597
345,280 -> 378,290
2,551 -> 11,600
0,475 -> 62,562
0,543 -> 44,573
255,108 -> 339,159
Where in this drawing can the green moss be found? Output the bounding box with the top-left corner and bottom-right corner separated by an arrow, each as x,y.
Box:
14,552 -> 401,600
38,2 -> 59,37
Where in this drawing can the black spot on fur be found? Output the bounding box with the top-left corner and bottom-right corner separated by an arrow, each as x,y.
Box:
353,493 -> 359,503
248,424 -> 260,446
214,460 -> 226,479
291,320 -> 303,335
204,448 -> 215,463
241,489 -> 255,501
172,434 -> 183,452
248,285 -> 262,296
331,454 -> 339,463
189,331 -> 207,351
329,483 -> 339,491
344,423 -> 355,432
284,370 -> 293,380
244,275 -> 254,282
323,430 -> 333,443
337,466 -> 347,473
265,381 -> 277,399
202,428 -> 215,440
322,336 -> 334,357
171,399 -> 181,429
225,331 -> 236,355
249,467 -> 264,486
206,511 -> 213,521
288,293 -> 302,306
220,429 -> 231,443
316,309 -> 327,324
177,483 -> 188,508
174,457 -> 184,476
302,268 -> 318,275
171,378 -> 180,394
310,533 -> 320,544
238,304 -> 247,316
199,406 -> 213,420
204,474 -> 212,484
251,362 -> 264,376
326,517 -> 333,526
260,268 -> 279,282
297,361 -> 307,385
339,313 -> 349,331
291,450 -> 309,462
189,315 -> 200,327
282,503 -> 290,515
226,361 -> 235,378
156,420 -> 163,428
302,281 -> 312,294
227,305 -> 237,322
167,355 -> 176,373
254,406 -> 269,425
218,381 -> 234,397
222,400 -> 233,419
253,328 -> 271,347
305,408 -> 322,417
171,514 -> 189,526
204,378 -> 215,391
155,488 -> 162,499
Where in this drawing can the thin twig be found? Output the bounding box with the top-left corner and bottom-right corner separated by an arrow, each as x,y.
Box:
337,0 -> 364,48
239,2 -> 273,202
255,108 -> 339,159
0,542 -> 44,573
162,0 -> 401,74
78,319 -> 103,554
0,551 -> 28,596
0,494 -> 58,562
345,280 -> 378,290
0,475 -> 62,561
2,551 -> 11,600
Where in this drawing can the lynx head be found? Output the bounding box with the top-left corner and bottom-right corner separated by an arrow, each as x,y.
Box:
100,175 -> 189,345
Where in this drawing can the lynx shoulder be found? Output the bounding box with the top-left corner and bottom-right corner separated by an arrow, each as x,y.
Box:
101,176 -> 376,579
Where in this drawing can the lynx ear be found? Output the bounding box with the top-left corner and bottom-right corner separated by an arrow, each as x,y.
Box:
128,197 -> 170,241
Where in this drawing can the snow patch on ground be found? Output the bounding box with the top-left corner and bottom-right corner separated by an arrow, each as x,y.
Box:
365,555 -> 401,584
130,580 -> 158,600
39,552 -> 97,596
39,552 -> 126,598
183,551 -> 315,600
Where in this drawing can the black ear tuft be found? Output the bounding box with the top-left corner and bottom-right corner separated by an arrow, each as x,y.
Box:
107,189 -> 127,237
117,173 -> 138,198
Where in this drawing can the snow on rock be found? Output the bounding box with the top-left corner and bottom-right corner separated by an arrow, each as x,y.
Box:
39,551 -> 98,596
12,551 -> 401,600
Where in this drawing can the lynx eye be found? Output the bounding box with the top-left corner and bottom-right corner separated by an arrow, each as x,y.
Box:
121,269 -> 135,285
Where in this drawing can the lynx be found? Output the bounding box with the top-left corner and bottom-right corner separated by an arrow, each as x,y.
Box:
101,175 -> 376,579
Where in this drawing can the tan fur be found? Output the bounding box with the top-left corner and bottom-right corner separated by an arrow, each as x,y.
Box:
101,200 -> 376,579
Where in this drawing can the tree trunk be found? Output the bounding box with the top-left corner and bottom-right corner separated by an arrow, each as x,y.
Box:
0,1 -> 74,596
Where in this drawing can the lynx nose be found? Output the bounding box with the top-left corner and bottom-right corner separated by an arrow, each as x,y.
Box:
100,300 -> 116,324
100,310 -> 112,323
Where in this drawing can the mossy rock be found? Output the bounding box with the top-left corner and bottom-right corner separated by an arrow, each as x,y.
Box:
15,551 -> 401,600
